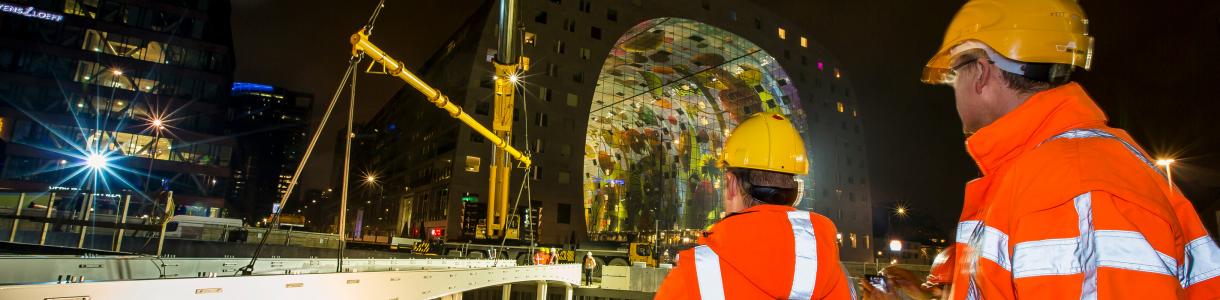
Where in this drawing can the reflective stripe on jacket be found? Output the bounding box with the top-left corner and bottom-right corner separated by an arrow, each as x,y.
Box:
656,205 -> 853,299
948,82 -> 1220,299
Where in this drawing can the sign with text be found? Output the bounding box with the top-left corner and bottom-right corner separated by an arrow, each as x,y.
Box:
0,3 -> 64,22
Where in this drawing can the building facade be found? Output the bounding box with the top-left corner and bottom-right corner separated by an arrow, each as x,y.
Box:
227,82 -> 311,220
360,0 -> 874,260
0,0 -> 236,216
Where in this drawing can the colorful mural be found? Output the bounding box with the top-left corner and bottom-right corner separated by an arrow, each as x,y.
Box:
584,18 -> 810,240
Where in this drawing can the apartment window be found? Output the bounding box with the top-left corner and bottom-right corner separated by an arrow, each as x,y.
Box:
524,32 -> 537,46
784,49 -> 791,60
534,11 -> 548,24
475,100 -> 490,115
566,93 -> 579,107
579,48 -> 591,60
563,19 -> 576,32
701,0 -> 710,10
572,72 -> 583,83
800,37 -> 809,48
531,166 -> 542,180
534,112 -> 549,127
801,55 -> 808,66
754,18 -> 762,30
470,132 -> 485,143
464,156 -> 481,172
837,101 -> 845,113
778,27 -> 787,39
547,63 -> 558,77
554,40 -> 565,54
606,8 -> 618,21
579,0 -> 591,13
557,203 -> 572,223
560,144 -> 571,157
540,87 -> 552,102
728,10 -> 737,21
533,139 -> 545,153
590,26 -> 602,40
549,0 -> 561,4
850,233 -> 858,248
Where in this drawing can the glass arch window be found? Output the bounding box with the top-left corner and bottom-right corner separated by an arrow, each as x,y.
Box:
583,18 -> 810,242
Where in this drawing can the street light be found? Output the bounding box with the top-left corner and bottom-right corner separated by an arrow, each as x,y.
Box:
894,205 -> 908,217
364,173 -> 378,184
889,239 -> 903,252
1156,158 -> 1176,193
85,153 -> 108,170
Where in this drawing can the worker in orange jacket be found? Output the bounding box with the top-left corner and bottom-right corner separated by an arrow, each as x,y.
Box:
922,0 -> 1220,299
656,113 -> 854,299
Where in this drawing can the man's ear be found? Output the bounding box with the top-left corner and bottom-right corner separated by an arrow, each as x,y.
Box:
723,172 -> 737,196
974,59 -> 991,95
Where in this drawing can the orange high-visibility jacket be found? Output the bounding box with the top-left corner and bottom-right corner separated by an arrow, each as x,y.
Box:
948,83 -> 1220,299
656,204 -> 854,299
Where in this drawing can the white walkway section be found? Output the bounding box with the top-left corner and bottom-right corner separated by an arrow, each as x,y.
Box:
0,256 -> 516,284
0,263 -> 580,300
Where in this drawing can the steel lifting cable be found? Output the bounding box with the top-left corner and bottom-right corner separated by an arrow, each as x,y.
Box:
237,0 -> 388,276
237,61 -> 358,276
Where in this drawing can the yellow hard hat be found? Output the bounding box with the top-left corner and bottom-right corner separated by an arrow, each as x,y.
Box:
721,113 -> 808,175
922,0 -> 1093,84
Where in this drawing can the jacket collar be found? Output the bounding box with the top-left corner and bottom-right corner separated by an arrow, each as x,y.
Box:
965,82 -> 1108,176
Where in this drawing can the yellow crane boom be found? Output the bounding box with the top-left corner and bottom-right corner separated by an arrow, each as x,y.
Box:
347,30 -> 531,168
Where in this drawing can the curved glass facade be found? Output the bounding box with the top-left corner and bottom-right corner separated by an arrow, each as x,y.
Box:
584,18 -> 809,241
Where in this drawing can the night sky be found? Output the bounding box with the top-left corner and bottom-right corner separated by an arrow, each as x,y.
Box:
232,0 -> 1220,238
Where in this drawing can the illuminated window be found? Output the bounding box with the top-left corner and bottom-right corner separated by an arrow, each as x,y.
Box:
524,32 -> 537,46
834,68 -> 842,79
566,93 -> 579,107
800,37 -> 808,48
850,233 -> 858,248
837,102 -> 845,113
777,27 -> 787,39
64,0 -> 98,18
579,48 -> 591,60
554,40 -> 565,54
464,156 -> 481,172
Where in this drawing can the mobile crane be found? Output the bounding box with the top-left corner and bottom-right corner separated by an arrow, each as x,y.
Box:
349,0 -> 669,268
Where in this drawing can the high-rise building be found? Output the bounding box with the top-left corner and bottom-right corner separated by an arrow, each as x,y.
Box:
358,0 -> 874,260
227,82 -> 312,220
0,0 -> 236,216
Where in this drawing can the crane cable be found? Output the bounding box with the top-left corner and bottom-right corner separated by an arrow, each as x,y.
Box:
237,0 -> 385,276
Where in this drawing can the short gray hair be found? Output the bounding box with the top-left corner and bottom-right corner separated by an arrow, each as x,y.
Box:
954,49 -> 1069,94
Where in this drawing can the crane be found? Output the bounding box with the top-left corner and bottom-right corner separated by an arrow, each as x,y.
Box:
348,0 -> 529,240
